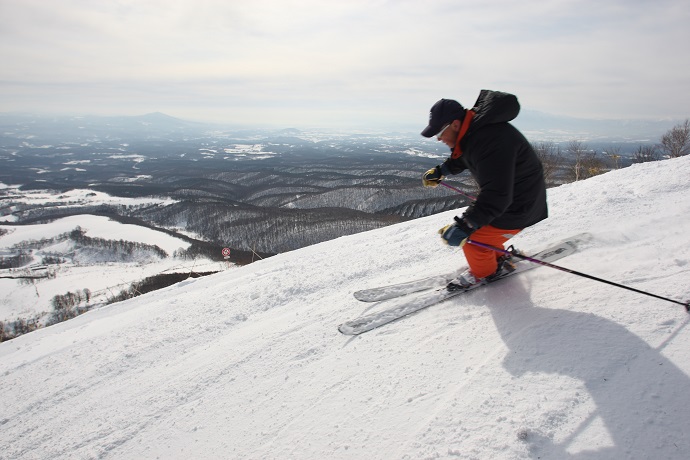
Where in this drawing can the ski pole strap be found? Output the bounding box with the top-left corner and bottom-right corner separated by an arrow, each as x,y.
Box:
467,239 -> 690,312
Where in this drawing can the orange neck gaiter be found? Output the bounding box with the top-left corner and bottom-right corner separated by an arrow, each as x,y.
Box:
451,110 -> 475,159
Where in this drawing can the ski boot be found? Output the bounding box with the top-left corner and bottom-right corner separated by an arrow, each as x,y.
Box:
446,269 -> 482,292
446,246 -> 523,291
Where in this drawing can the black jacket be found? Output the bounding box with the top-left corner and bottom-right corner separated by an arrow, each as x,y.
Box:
440,90 -> 548,230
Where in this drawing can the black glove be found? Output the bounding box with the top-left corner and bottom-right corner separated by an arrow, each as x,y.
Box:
422,166 -> 444,187
439,216 -> 475,247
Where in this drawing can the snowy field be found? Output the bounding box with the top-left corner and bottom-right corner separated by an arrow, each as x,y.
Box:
0,214 -> 189,254
0,186 -> 176,223
0,215 -> 225,321
1,156 -> 690,459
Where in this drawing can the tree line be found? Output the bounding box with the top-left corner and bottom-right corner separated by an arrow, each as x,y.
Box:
68,228 -> 168,260
534,119 -> 690,186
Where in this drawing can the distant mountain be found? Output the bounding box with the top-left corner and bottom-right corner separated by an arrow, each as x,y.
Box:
513,109 -> 679,143
0,112 -> 210,143
1,110 -> 682,145
280,128 -> 303,135
397,108 -> 681,144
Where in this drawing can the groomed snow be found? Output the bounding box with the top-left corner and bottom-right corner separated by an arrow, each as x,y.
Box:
1,156 -> 690,459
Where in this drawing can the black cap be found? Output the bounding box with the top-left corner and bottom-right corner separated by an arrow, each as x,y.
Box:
421,99 -> 466,137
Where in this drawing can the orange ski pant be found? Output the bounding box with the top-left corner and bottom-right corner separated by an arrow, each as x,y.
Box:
463,225 -> 522,279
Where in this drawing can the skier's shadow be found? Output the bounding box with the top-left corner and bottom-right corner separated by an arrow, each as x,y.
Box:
479,279 -> 690,459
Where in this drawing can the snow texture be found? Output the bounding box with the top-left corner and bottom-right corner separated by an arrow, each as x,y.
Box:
2,156 -> 690,459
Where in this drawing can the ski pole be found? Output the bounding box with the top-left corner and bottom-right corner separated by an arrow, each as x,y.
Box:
439,181 -> 477,201
467,239 -> 690,312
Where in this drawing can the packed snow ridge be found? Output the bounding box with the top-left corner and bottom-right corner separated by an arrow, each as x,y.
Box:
2,156 -> 690,459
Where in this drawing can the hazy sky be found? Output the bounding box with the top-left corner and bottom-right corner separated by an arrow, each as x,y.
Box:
1,0 -> 688,129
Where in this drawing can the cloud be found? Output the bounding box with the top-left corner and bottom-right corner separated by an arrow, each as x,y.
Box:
1,0 -> 689,128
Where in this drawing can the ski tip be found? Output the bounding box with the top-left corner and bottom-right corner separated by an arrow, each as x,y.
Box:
338,323 -> 356,335
352,292 -> 371,302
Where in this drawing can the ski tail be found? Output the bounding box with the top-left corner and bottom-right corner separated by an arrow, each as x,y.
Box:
353,270 -> 462,302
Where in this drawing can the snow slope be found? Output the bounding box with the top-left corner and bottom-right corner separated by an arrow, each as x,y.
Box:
2,156 -> 690,459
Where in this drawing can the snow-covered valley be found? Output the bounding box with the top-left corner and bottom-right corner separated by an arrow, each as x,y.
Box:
0,211 -> 225,331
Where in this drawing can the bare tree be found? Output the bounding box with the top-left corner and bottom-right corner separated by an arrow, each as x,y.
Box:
660,119 -> 690,158
584,151 -> 606,179
566,141 -> 586,182
632,144 -> 661,163
532,141 -> 563,186
565,141 -> 605,181
605,145 -> 623,169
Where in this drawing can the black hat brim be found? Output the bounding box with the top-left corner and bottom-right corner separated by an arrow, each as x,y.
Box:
421,123 -> 443,138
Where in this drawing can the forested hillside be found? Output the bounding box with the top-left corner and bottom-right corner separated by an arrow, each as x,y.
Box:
2,113 -> 685,256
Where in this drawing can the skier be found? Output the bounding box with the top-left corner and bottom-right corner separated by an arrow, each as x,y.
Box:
421,90 -> 548,290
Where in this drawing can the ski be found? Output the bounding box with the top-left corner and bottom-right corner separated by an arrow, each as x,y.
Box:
339,235 -> 587,335
340,287 -> 468,336
353,269 -> 465,302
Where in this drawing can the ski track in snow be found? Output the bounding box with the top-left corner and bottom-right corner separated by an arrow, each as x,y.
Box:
1,156 -> 690,459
